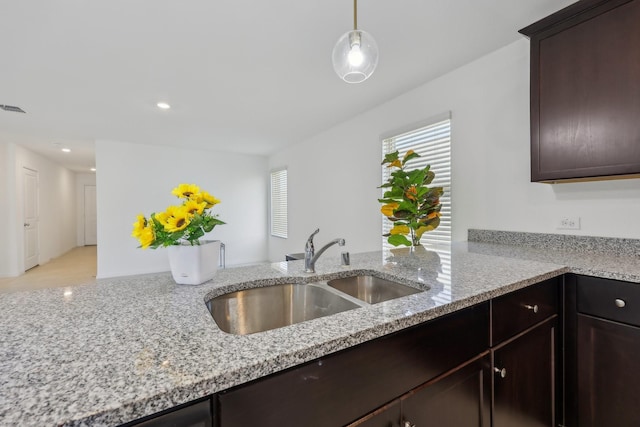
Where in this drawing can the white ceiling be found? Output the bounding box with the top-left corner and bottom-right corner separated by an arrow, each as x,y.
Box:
0,0 -> 576,172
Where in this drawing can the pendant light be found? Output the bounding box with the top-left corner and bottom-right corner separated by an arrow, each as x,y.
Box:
332,0 -> 379,83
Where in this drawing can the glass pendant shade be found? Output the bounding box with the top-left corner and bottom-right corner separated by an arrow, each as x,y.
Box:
332,29 -> 379,83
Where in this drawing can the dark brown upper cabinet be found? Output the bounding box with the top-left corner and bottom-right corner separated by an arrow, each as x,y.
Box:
520,0 -> 640,183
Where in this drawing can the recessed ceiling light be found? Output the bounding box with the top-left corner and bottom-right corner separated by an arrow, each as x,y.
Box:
157,102 -> 171,110
61,148 -> 71,153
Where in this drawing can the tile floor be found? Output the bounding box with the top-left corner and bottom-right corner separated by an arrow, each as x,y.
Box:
0,246 -> 97,293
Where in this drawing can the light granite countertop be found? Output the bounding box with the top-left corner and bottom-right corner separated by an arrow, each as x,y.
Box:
1,235 -> 639,427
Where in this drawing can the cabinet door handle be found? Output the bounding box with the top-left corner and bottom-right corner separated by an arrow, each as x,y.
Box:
615,298 -> 626,308
494,367 -> 507,378
524,304 -> 539,313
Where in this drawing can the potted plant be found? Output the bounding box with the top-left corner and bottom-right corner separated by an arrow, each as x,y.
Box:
132,183 -> 225,284
379,150 -> 443,247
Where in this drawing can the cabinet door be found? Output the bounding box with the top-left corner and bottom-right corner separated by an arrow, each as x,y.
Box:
493,319 -> 556,427
577,314 -> 640,427
522,0 -> 640,182
123,399 -> 212,427
348,400 -> 401,427
400,355 -> 491,427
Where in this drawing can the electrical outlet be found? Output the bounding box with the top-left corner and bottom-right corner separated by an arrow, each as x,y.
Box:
558,216 -> 581,230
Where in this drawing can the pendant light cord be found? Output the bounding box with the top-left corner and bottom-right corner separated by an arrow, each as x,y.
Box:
354,0 -> 358,30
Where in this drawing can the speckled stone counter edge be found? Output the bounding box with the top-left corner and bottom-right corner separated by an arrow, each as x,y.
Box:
468,229 -> 640,257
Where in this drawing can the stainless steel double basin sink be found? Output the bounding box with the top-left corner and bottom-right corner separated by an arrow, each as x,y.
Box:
206,275 -> 424,335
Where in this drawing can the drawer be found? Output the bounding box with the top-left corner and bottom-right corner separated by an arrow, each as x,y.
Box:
577,275 -> 640,327
491,277 -> 559,345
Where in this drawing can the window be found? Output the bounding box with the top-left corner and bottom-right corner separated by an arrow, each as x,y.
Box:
270,168 -> 288,238
381,116 -> 451,247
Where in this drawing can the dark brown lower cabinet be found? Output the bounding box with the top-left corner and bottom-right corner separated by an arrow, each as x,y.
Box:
401,354 -> 491,427
565,274 -> 640,427
492,318 -> 557,427
217,303 -> 489,427
122,398 -> 212,427
576,314 -> 640,427
349,400 -> 401,427
350,354 -> 491,427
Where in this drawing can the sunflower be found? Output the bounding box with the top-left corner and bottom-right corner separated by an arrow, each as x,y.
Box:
171,183 -> 201,200
184,199 -> 206,216
131,214 -> 147,238
162,205 -> 191,232
196,190 -> 221,208
153,211 -> 169,229
137,226 -> 155,249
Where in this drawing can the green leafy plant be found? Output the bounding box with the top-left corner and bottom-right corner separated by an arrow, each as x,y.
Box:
379,150 -> 443,247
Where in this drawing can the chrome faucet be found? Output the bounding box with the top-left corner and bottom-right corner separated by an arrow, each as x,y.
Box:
304,228 -> 346,273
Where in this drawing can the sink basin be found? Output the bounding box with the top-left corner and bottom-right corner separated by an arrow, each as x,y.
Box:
206,284 -> 360,335
327,275 -> 423,304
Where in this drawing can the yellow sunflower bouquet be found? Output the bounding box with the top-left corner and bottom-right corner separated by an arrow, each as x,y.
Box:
132,184 -> 225,249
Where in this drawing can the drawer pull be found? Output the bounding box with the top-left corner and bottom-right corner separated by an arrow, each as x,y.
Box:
524,304 -> 539,313
494,367 -> 507,378
615,298 -> 626,308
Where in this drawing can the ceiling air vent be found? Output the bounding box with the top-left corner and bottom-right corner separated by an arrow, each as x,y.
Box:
0,104 -> 26,113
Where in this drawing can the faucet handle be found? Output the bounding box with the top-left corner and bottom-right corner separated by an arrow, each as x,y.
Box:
306,228 -> 320,246
341,251 -> 350,266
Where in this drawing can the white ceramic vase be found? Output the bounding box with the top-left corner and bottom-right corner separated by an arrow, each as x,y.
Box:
167,240 -> 220,285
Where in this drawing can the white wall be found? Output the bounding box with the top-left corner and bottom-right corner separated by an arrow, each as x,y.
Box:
0,142 -> 19,277
96,140 -> 269,278
268,120 -> 384,262
268,39 -> 640,261
75,173 -> 97,246
13,145 -> 77,271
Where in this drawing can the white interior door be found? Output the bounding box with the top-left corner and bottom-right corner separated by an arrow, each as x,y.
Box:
84,185 -> 97,246
23,167 -> 39,270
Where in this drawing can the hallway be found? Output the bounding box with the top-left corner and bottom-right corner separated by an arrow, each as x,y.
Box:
0,246 -> 97,293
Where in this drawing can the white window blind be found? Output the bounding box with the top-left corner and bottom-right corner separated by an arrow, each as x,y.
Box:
270,169 -> 288,238
381,118 -> 451,247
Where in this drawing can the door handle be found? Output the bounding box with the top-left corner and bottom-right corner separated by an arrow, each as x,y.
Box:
24,223 -> 30,227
